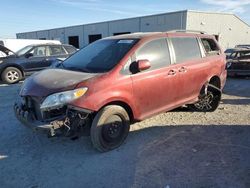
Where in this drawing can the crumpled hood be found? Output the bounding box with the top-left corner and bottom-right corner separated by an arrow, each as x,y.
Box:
20,68 -> 100,97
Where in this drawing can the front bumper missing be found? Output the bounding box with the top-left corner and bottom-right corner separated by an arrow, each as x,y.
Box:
14,102 -> 64,136
14,100 -> 93,138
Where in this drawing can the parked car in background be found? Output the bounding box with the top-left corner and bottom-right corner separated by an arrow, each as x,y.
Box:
226,48 -> 250,76
14,31 -> 227,152
0,44 -> 15,57
0,39 -> 61,57
235,44 -> 250,49
0,44 -> 77,84
225,48 -> 235,57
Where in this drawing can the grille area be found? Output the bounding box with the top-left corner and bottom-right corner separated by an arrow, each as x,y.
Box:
23,97 -> 66,121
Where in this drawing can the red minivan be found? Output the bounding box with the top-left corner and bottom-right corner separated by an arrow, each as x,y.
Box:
14,31 -> 227,152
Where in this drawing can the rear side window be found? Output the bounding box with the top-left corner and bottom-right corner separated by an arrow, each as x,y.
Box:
239,51 -> 250,59
171,37 -> 201,63
136,38 -> 171,70
201,38 -> 220,56
49,46 -> 66,56
64,45 -> 77,54
30,46 -> 47,57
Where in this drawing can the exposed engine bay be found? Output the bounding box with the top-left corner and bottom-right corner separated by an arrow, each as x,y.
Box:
14,96 -> 93,139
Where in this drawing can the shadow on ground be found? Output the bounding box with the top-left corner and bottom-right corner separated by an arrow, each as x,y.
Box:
0,124 -> 250,188
222,98 -> 250,105
0,77 -> 249,188
223,78 -> 250,98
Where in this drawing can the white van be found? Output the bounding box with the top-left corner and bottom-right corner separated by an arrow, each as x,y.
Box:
0,39 -> 61,57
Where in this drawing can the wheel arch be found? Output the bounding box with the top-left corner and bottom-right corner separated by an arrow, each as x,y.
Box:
209,75 -> 221,89
100,101 -> 135,123
0,64 -> 25,77
198,75 -> 221,96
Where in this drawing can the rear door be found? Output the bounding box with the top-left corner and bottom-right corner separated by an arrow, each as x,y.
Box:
63,45 -> 77,55
47,45 -> 68,64
130,38 -> 181,119
236,51 -> 250,70
169,37 -> 206,103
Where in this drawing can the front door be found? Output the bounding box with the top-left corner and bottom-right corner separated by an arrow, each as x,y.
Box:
21,46 -> 48,74
130,38 -> 180,119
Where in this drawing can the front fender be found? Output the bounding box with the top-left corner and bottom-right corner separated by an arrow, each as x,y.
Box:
71,90 -> 139,119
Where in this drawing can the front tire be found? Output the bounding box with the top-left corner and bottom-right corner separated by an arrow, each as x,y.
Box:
1,67 -> 22,84
90,105 -> 130,152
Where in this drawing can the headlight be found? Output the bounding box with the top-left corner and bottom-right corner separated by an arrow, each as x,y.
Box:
40,87 -> 88,111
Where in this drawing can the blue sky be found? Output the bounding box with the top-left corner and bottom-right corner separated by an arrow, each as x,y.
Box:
1,0 -> 250,38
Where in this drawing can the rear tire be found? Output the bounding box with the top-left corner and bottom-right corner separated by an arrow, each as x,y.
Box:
90,105 -> 130,152
188,84 -> 221,112
1,67 -> 22,84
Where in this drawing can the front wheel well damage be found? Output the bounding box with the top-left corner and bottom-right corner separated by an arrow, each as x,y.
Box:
188,76 -> 222,112
101,101 -> 134,123
209,76 -> 221,89
200,76 -> 221,96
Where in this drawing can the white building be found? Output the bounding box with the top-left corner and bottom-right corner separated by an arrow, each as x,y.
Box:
16,10 -> 250,50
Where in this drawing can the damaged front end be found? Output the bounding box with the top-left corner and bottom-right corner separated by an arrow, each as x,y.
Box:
13,68 -> 101,138
14,96 -> 93,138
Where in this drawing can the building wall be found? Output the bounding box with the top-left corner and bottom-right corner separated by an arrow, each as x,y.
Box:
64,25 -> 84,47
16,10 -> 250,50
16,11 -> 187,47
18,32 -> 37,39
108,18 -> 140,35
48,28 -> 65,43
37,30 -> 49,40
140,11 -> 187,32
186,11 -> 250,49
83,22 -> 109,47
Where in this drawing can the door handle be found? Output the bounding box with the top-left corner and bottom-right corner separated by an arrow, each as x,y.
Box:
168,69 -> 176,76
179,66 -> 187,73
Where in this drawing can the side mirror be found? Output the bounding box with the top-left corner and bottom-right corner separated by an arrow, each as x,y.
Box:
25,53 -> 33,58
138,59 -> 151,71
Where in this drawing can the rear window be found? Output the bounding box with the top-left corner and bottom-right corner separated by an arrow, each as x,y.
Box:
49,46 -> 66,56
201,38 -> 220,56
64,45 -> 77,54
171,37 -> 201,63
239,51 -> 250,59
225,49 -> 234,54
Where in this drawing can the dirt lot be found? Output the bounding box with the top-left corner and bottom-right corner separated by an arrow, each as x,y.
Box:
0,78 -> 249,188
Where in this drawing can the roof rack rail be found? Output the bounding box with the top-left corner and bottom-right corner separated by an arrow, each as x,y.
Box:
167,30 -> 207,34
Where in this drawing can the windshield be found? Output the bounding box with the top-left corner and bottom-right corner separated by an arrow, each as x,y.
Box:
224,49 -> 234,54
16,46 -> 33,56
63,39 -> 138,73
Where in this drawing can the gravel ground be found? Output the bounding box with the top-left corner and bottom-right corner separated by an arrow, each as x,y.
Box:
0,78 -> 249,188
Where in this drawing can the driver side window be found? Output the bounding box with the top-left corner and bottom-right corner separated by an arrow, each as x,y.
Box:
30,46 -> 46,57
136,38 -> 171,71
